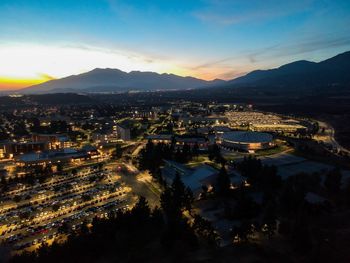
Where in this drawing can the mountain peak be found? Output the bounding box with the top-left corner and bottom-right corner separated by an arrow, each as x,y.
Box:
278,60 -> 315,68
90,68 -> 125,73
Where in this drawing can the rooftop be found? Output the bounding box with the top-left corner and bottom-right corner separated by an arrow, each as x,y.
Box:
223,131 -> 273,144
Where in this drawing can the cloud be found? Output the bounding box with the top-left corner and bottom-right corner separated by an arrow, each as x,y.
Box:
191,34 -> 350,74
216,70 -> 247,80
191,57 -> 239,70
190,43 -> 280,71
59,43 -> 164,66
248,35 -> 350,62
194,10 -> 276,26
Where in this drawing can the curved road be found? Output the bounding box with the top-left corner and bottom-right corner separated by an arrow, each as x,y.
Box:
314,120 -> 350,154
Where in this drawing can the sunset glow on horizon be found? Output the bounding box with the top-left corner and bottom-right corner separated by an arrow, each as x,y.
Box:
0,76 -> 54,90
1,0 -> 350,90
0,43 -> 246,90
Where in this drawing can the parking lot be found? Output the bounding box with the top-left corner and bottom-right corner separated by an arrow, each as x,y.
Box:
0,163 -> 136,254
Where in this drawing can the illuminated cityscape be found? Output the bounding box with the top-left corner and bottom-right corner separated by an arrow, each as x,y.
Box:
1,1 -> 350,262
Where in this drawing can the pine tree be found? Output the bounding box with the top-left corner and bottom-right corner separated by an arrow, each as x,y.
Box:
216,165 -> 231,197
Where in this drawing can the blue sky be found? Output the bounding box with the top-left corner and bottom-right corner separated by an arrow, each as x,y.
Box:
0,0 -> 350,88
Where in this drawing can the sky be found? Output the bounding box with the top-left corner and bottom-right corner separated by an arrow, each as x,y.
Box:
0,0 -> 350,90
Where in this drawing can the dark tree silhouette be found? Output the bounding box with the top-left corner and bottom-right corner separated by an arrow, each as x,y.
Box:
324,168 -> 342,195
215,165 -> 231,197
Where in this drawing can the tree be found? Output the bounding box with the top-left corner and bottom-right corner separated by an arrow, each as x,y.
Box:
208,144 -> 225,164
19,211 -> 30,220
80,220 -> 90,235
0,176 -> 7,188
58,222 -> 70,234
237,156 -> 281,196
115,143 -> 123,159
192,214 -> 219,246
131,196 -> 151,221
231,188 -> 260,220
174,148 -> 182,163
208,144 -> 220,161
182,143 -> 192,162
231,220 -> 255,244
13,121 -> 28,136
279,177 -> 306,216
201,185 -> 209,199
192,143 -> 200,157
52,203 -> 60,211
291,205 -> 313,253
160,186 -> 176,219
56,163 -> 63,173
215,166 -> 231,197
260,165 -> 281,196
184,187 -> 194,212
344,179 -> 350,206
82,194 -> 92,202
324,168 -> 342,195
171,173 -> 187,212
261,202 -> 277,239
160,173 -> 193,220
13,195 -> 22,203
138,140 -> 172,173
151,167 -> 164,184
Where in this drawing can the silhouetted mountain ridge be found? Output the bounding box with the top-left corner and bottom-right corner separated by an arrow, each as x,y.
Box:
228,51 -> 350,88
21,68 -> 226,94
20,51 -> 350,94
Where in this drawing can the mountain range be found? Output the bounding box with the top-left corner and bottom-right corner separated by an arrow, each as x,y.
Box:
20,50 -> 350,94
228,50 -> 350,88
21,69 -> 225,94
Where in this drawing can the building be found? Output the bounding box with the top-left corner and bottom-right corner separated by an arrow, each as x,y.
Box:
81,145 -> 100,158
250,123 -> 307,133
225,110 -> 307,133
132,110 -> 158,119
116,124 -> 131,141
196,126 -> 231,136
0,144 -> 6,159
0,141 -> 48,158
180,116 -> 228,126
212,126 -> 232,138
146,134 -> 173,144
92,132 -> 119,145
175,136 -> 209,151
15,148 -> 90,168
162,160 -> 219,197
146,134 -> 209,150
32,134 -> 72,149
221,131 -> 274,152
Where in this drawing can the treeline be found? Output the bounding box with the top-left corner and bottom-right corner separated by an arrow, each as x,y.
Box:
218,156 -> 350,261
138,140 -> 224,180
138,140 -> 197,182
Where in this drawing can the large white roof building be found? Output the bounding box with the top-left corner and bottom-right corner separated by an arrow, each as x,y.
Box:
221,131 -> 274,152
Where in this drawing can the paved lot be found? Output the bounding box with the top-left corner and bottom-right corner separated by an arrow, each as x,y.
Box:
0,158 -> 161,254
260,151 -> 350,181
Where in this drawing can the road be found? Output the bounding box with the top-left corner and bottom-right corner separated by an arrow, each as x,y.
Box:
106,162 -> 160,207
314,120 -> 350,154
